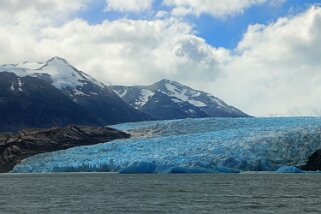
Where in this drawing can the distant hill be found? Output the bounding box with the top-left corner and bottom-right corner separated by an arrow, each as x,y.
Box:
112,79 -> 249,120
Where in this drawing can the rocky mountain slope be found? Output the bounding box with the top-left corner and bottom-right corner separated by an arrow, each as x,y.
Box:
112,79 -> 249,120
0,57 -> 150,131
0,72 -> 101,131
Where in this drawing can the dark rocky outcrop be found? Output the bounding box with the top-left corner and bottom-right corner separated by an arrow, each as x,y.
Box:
300,149 -> 321,171
0,125 -> 130,173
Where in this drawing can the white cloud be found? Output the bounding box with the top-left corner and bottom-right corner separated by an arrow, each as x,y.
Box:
105,0 -> 153,13
0,0 -> 89,26
2,1 -> 321,117
211,6 -> 321,116
38,18 -> 226,85
0,0 -> 226,86
163,0 -> 283,18
0,0 -> 91,63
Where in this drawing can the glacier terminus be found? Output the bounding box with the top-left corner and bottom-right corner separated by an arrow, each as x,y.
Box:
12,117 -> 321,173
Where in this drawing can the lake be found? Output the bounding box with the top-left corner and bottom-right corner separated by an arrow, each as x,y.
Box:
1,173 -> 321,213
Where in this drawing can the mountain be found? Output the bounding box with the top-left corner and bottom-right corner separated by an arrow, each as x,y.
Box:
0,57 -> 150,131
33,57 -> 150,124
0,57 -> 248,131
0,72 -> 101,131
111,79 -> 249,120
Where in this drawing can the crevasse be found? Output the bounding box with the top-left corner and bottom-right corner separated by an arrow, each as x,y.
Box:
12,117 -> 321,173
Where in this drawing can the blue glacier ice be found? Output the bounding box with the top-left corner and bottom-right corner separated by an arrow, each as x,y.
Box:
118,162 -> 241,174
11,117 -> 321,173
119,162 -> 157,174
275,166 -> 305,173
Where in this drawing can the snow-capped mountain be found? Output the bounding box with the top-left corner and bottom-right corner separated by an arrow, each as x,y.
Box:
112,79 -> 249,120
1,57 -> 107,99
0,57 -> 150,131
0,72 -> 101,131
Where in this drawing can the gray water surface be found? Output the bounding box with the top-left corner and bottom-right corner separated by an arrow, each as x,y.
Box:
1,173 -> 321,213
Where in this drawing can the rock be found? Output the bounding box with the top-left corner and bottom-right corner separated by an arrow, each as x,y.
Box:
0,125 -> 130,173
300,149 -> 321,171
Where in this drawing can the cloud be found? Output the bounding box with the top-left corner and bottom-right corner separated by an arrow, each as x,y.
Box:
0,0 -> 92,63
105,0 -> 154,13
0,0 -> 89,26
2,1 -> 321,117
163,0 -> 284,18
0,1 -> 226,87
211,6 -> 321,116
38,18 -> 226,85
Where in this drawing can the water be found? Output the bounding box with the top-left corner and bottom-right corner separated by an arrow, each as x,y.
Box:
1,173 -> 321,213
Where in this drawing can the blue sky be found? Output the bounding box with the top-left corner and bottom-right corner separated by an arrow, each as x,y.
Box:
79,0 -> 321,48
194,1 -> 319,48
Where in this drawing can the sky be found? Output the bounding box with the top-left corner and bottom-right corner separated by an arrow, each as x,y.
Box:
1,0 -> 321,117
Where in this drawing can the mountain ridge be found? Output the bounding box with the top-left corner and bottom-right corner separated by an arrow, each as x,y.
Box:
0,57 -> 151,131
0,56 -> 249,131
112,79 -> 249,120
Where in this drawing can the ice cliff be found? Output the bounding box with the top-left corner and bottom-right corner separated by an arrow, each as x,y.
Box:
12,117 -> 321,173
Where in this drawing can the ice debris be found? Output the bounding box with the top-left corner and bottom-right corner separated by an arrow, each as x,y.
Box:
275,166 -> 305,173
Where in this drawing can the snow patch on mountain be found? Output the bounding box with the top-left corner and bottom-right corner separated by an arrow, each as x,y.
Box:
10,84 -> 14,91
171,98 -> 183,103
18,61 -> 45,70
73,89 -> 87,96
0,65 -> 35,77
188,100 -> 207,107
0,57 -> 106,97
165,82 -> 187,99
207,94 -> 227,108
7,78 -> 24,92
17,78 -> 23,91
187,109 -> 195,114
36,57 -> 104,90
134,89 -> 155,108
114,88 -> 128,98
39,58 -> 86,90
164,82 -> 206,107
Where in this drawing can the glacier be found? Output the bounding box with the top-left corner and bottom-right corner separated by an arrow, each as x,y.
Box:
275,166 -> 305,173
11,117 -> 321,173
